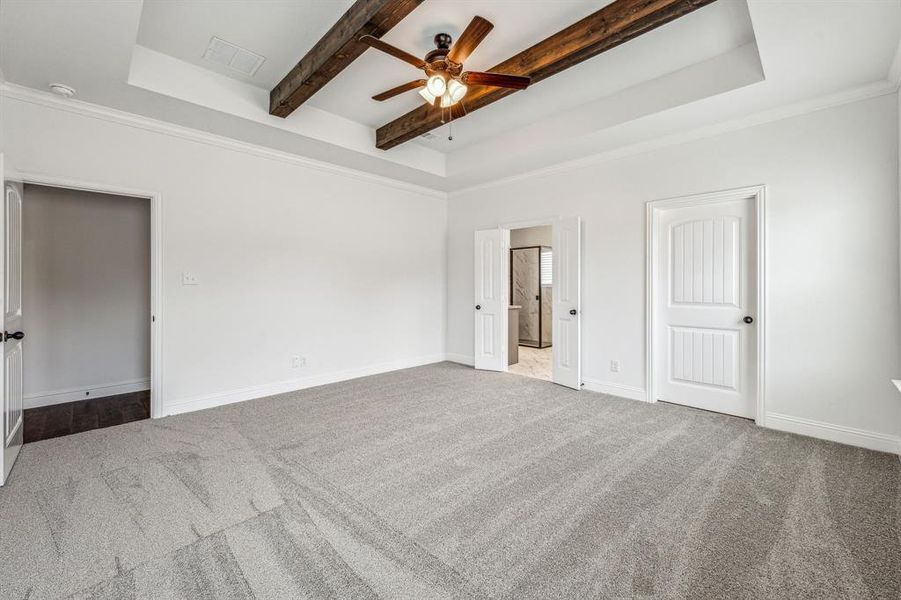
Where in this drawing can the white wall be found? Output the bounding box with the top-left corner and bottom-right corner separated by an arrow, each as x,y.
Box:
2,94 -> 446,415
447,93 -> 901,447
511,225 -> 552,248
23,185 -> 150,406
897,88 -> 901,440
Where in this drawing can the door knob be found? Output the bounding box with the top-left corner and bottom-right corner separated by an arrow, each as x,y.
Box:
569,309 -> 577,316
4,331 -> 24,341
475,305 -> 481,310
743,316 -> 754,324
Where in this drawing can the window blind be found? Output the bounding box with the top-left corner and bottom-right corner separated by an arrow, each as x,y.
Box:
540,248 -> 552,286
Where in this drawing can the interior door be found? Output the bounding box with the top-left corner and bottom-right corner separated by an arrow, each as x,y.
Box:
473,228 -> 508,371
552,217 -> 581,389
654,197 -> 756,418
1,156 -> 24,486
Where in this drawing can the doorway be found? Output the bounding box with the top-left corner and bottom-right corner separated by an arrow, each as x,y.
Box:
647,186 -> 765,421
1,157 -> 163,487
509,226 -> 553,380
473,217 -> 581,390
21,184 -> 152,441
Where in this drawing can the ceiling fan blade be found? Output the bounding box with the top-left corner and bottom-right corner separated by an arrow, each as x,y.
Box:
461,71 -> 531,90
372,79 -> 427,101
359,35 -> 426,69
447,16 -> 494,64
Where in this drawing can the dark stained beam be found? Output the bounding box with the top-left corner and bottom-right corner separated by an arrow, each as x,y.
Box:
270,0 -> 424,118
376,0 -> 717,150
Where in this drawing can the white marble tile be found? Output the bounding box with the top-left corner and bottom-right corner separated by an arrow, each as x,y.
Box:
508,347 -> 552,381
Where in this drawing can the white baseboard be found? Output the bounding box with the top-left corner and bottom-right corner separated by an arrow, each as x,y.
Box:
24,378 -> 151,409
765,412 -> 901,455
445,353 -> 474,366
581,378 -> 648,402
163,354 -> 446,416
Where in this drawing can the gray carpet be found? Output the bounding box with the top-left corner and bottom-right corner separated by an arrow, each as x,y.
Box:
0,362 -> 899,599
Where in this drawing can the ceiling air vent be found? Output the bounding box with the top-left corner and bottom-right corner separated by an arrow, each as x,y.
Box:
420,132 -> 438,140
203,36 -> 265,76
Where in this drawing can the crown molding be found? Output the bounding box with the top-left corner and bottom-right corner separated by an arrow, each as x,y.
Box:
3,76 -> 895,202
0,82 -> 448,200
448,79 -> 898,198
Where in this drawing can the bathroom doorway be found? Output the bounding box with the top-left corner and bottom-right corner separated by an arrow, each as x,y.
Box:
508,226 -> 553,381
474,217 -> 580,388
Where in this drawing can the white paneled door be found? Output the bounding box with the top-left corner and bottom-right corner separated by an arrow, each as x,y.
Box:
552,217 -> 581,390
473,228 -> 509,371
1,155 -> 24,486
653,195 -> 757,418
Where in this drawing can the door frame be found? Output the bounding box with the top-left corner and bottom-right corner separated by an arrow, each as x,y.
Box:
491,216 -> 581,387
646,185 -> 766,424
15,172 -> 164,419
509,245 -> 552,349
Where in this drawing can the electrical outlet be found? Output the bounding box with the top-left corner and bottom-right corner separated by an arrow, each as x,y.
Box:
182,272 -> 199,286
290,355 -> 306,369
610,360 -> 621,373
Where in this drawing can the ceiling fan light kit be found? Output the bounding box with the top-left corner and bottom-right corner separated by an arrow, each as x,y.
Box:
361,15 -> 531,114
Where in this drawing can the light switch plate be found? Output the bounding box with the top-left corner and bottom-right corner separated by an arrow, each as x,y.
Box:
182,272 -> 199,286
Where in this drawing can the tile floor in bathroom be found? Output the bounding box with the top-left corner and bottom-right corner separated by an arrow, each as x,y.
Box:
508,346 -> 552,381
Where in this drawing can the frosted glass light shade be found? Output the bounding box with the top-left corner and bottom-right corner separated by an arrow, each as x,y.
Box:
447,78 -> 467,102
419,88 -> 437,104
426,75 -> 446,96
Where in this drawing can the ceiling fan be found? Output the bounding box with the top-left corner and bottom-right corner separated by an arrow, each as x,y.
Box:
359,16 -> 531,109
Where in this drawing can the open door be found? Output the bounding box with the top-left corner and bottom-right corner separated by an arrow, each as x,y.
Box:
473,228 -> 509,371
0,155 -> 24,486
552,217 -> 581,389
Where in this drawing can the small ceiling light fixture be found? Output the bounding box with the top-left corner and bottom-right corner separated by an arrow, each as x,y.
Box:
49,83 -> 76,98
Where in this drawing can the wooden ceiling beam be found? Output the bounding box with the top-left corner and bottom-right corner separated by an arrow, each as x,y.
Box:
270,0 -> 424,118
376,0 -> 717,150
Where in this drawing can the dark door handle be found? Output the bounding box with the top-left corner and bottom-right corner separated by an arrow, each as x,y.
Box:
475,305 -> 481,310
743,316 -> 754,324
569,309 -> 577,316
4,331 -> 24,341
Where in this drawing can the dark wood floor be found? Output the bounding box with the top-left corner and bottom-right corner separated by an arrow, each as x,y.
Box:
23,390 -> 150,443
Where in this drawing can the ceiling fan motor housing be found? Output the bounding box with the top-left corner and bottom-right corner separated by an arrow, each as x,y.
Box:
425,33 -> 453,66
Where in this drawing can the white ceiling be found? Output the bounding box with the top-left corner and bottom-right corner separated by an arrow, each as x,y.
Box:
137,0 -> 356,89
135,0 -> 755,146
1,0 -> 900,192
